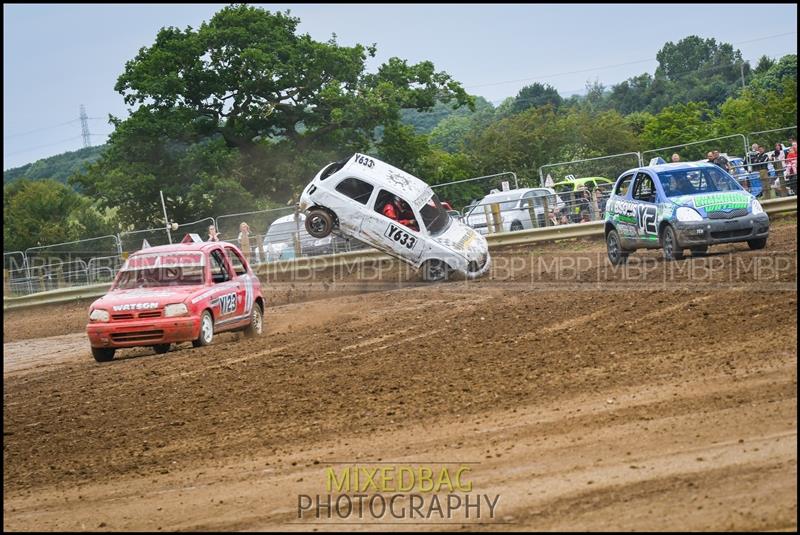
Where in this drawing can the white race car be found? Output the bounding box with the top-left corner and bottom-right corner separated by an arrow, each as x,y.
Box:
298,153 -> 491,281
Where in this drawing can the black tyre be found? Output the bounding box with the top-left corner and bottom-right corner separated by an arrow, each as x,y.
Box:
192,311 -> 214,348
747,237 -> 767,250
510,220 -> 524,232
690,245 -> 708,256
153,344 -> 171,354
244,302 -> 264,338
661,225 -> 684,261
420,260 -> 450,282
606,229 -> 629,266
92,347 -> 115,362
305,209 -> 334,239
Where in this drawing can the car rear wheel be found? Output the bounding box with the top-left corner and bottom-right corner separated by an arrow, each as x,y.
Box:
153,344 -> 171,354
606,229 -> 629,265
244,303 -> 264,338
510,220 -> 523,232
192,311 -> 214,347
747,237 -> 767,250
92,347 -> 115,362
305,209 -> 334,239
420,260 -> 450,282
661,225 -> 684,261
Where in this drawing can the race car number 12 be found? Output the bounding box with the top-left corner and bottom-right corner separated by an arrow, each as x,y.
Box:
385,224 -> 417,249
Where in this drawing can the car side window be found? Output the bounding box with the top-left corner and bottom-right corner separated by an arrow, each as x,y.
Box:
335,177 -> 374,205
632,172 -> 656,202
615,173 -> 634,196
209,249 -> 231,284
374,190 -> 418,231
225,247 -> 248,276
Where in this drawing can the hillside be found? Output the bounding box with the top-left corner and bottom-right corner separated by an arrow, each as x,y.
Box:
3,145 -> 106,185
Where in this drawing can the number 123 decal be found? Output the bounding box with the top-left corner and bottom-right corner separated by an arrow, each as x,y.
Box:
218,292 -> 238,315
384,223 -> 417,249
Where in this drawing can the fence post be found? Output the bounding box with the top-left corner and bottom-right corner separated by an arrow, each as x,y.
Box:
527,198 -> 539,229
542,196 -> 551,227
490,203 -> 503,233
483,204 -> 493,233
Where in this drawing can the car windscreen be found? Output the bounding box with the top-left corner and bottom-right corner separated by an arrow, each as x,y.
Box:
657,167 -> 743,197
420,193 -> 452,236
114,252 -> 205,289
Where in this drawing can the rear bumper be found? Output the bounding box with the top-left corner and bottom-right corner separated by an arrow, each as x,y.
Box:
87,316 -> 200,348
674,213 -> 770,246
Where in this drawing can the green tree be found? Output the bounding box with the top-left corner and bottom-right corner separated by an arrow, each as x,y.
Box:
640,102 -> 717,159
3,179 -> 115,252
512,83 -> 563,113
78,4 -> 472,226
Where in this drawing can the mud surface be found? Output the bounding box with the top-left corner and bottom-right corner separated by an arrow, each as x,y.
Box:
3,219 -> 797,531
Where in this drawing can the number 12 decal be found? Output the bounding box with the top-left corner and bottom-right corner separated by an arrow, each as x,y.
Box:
384,223 -> 417,249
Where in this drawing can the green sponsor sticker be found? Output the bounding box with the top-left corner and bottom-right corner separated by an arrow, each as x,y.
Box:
691,193 -> 749,212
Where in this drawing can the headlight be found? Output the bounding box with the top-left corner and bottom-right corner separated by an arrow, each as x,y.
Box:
89,309 -> 110,322
164,303 -> 189,317
676,206 -> 703,222
751,200 -> 764,215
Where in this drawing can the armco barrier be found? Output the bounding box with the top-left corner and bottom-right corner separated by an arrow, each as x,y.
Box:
4,196 -> 796,311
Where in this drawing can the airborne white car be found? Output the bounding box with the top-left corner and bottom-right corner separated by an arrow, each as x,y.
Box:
298,153 -> 491,281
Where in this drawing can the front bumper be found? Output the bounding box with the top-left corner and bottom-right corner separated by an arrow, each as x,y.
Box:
461,252 -> 492,280
674,213 -> 769,247
87,316 -> 200,349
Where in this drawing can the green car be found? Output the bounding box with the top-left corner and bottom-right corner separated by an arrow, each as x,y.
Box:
552,176 -> 614,221
552,176 -> 614,193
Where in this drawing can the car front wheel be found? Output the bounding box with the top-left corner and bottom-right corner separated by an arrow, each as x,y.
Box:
92,347 -> 115,362
420,260 -> 450,282
661,225 -> 684,261
192,311 -> 214,347
747,237 -> 767,250
606,229 -> 629,265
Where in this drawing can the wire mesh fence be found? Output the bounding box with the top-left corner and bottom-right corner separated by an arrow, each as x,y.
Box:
118,218 -> 217,253
22,236 -> 121,294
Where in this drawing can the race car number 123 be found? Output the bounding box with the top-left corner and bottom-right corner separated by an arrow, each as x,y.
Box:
385,224 -> 417,249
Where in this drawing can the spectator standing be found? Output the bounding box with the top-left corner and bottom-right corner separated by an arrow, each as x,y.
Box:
771,143 -> 786,162
208,224 -> 221,242
747,143 -> 759,171
671,153 -> 681,163
547,210 -> 559,226
712,150 -> 730,172
785,142 -> 798,177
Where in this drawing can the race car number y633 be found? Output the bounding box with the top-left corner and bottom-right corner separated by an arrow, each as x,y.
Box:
385,223 -> 417,249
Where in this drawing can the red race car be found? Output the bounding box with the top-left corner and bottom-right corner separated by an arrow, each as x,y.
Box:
86,236 -> 264,362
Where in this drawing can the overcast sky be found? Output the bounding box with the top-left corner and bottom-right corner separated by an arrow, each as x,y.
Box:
3,3 -> 797,170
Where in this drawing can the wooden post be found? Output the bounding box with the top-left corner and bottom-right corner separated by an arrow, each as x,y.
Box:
483,204 -> 494,233
491,202 -> 503,233
542,196 -> 551,227
527,198 -> 539,229
254,233 -> 265,264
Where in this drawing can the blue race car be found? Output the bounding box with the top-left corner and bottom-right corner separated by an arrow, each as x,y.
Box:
604,162 -> 770,265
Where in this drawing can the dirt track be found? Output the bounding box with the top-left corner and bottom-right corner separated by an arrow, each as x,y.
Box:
3,219 -> 797,531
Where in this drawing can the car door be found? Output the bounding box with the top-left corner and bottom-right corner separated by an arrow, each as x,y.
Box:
208,247 -> 244,330
361,189 -> 425,261
630,172 -> 659,247
224,246 -> 254,323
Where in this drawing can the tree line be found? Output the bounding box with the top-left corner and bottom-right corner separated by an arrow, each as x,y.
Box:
4,4 -> 797,253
